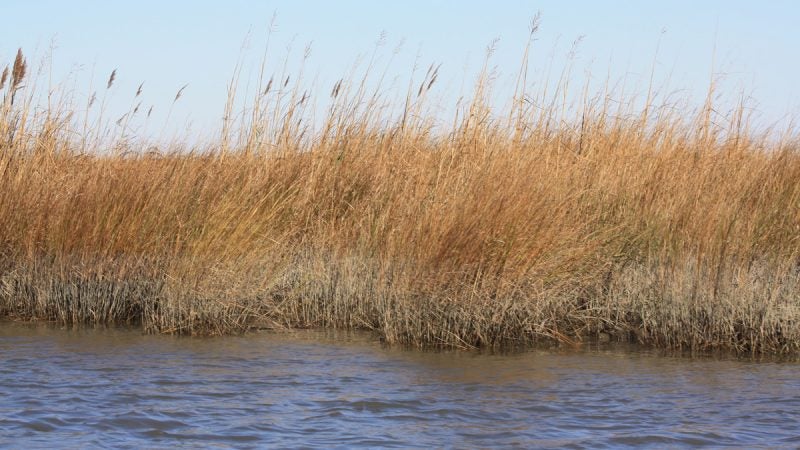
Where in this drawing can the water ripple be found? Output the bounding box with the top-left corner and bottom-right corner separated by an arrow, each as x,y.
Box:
1,323 -> 799,448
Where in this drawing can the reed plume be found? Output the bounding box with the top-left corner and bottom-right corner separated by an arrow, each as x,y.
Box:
11,48 -> 26,90
107,69 -> 117,89
0,66 -> 8,90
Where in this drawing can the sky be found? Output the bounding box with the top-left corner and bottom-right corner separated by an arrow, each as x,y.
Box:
1,1 -> 798,141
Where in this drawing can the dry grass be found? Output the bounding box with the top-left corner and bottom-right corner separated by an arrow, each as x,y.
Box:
0,47 -> 798,355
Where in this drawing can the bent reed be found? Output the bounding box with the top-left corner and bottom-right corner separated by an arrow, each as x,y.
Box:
0,46 -> 798,355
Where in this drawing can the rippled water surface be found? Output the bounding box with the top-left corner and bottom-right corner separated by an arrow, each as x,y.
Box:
1,322 -> 799,448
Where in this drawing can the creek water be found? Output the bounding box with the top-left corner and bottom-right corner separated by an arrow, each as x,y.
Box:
0,322 -> 798,448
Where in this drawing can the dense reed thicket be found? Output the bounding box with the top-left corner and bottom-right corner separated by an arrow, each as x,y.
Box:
0,46 -> 798,355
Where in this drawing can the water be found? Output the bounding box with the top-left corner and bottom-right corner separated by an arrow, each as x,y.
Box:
1,323 -> 799,448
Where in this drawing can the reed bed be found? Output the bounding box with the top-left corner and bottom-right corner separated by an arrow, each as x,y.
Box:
0,47 -> 798,355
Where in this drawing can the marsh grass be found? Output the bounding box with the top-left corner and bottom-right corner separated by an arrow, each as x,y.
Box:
0,46 -> 798,355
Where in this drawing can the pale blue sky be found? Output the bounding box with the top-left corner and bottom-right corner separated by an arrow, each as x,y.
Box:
2,1 -> 798,140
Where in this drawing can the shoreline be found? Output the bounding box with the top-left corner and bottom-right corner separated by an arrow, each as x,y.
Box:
2,315 -> 798,363
2,257 -> 797,356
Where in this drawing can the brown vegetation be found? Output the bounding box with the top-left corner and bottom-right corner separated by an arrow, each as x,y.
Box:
0,47 -> 798,355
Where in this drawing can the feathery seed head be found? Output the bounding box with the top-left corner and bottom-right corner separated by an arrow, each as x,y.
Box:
107,69 -> 117,89
11,48 -> 26,89
174,84 -> 188,102
0,66 -> 8,90
264,76 -> 273,95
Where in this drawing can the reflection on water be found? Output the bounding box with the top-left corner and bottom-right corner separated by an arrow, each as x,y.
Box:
1,322 -> 799,448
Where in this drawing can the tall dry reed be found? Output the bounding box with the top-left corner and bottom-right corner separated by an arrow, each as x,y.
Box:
0,47 -> 797,355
